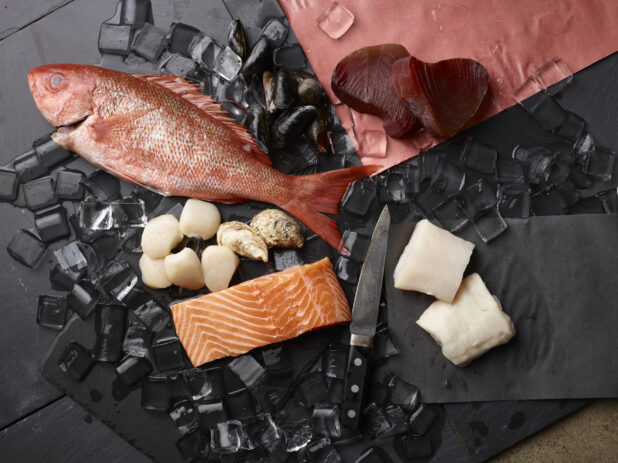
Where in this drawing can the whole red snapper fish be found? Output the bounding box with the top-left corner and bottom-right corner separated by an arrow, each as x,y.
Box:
28,64 -> 377,253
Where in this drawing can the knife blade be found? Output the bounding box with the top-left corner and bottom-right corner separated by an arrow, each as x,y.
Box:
342,205 -> 391,431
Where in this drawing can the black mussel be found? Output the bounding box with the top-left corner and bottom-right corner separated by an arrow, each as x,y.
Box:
272,105 -> 319,149
306,113 -> 329,154
297,77 -> 327,107
245,75 -> 266,109
246,104 -> 270,150
241,36 -> 271,79
272,66 -> 298,111
227,19 -> 247,60
263,71 -> 276,114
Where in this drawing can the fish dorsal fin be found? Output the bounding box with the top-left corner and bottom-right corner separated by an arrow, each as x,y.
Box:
132,74 -> 271,166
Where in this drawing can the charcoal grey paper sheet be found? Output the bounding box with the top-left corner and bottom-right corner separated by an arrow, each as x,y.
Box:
385,215 -> 618,402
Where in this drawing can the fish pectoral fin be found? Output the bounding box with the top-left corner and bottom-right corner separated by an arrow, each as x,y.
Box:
90,108 -> 154,142
133,73 -> 272,166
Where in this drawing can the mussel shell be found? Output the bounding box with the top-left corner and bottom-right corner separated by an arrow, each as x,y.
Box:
306,113 -> 328,154
297,77 -> 326,107
273,66 -> 298,111
246,103 -> 270,149
271,105 -> 318,149
262,71 -> 277,114
227,19 -> 247,60
241,36 -> 271,79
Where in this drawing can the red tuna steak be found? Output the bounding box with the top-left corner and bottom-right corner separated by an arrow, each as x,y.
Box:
392,56 -> 488,138
331,44 -> 420,138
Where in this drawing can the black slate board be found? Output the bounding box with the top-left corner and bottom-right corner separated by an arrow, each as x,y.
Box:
386,215 -> 618,403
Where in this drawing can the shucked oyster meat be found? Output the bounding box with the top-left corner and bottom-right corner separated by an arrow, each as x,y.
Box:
217,221 -> 268,262
250,209 -> 304,248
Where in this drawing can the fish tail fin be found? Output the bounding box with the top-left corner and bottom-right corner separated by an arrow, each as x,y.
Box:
282,165 -> 380,254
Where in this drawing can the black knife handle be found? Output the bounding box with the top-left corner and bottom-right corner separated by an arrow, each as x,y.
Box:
342,344 -> 370,431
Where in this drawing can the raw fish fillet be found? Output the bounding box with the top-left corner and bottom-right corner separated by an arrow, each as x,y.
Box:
171,258 -> 351,366
331,45 -> 419,138
392,56 -> 488,138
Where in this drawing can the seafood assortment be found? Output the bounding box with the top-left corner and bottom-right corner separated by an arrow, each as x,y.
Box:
417,273 -> 515,366
28,64 -> 377,253
171,258 -> 351,365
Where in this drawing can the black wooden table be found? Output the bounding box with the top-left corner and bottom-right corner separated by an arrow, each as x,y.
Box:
0,1 -> 615,462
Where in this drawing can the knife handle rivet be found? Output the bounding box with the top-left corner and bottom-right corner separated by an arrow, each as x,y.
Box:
347,410 -> 356,419
351,384 -> 360,393
354,357 -> 363,367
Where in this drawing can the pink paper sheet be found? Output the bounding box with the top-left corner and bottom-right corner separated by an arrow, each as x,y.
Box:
281,0 -> 618,169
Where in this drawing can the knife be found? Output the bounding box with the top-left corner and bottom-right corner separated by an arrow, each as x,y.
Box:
341,205 -> 391,431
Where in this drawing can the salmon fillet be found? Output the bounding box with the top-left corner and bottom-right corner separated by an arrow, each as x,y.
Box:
171,258 -> 351,366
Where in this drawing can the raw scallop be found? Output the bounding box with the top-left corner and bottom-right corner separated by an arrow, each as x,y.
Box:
393,219 -> 474,302
416,273 -> 515,366
331,44 -> 419,138
392,56 -> 488,138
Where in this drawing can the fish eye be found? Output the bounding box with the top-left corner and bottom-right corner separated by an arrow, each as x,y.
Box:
50,74 -> 64,88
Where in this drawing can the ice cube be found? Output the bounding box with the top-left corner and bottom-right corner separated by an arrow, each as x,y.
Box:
228,355 -> 266,388
160,53 -> 198,77
68,280 -> 101,319
134,300 -> 171,332
34,204 -> 70,243
168,22 -> 202,57
341,229 -> 370,262
0,168 -> 19,202
335,256 -> 359,284
94,334 -> 124,362
408,403 -> 438,434
190,34 -> 223,70
261,18 -> 289,47
395,434 -> 433,459
211,420 -> 249,454
524,152 -> 554,185
574,131 -> 595,159
243,413 -> 281,452
314,446 -> 343,462
581,146 -> 616,181
432,198 -> 469,232
377,172 -> 408,204
196,399 -> 226,430
460,137 -> 498,174
296,371 -> 329,407
170,399 -> 200,435
527,93 -> 566,131
569,167 -> 593,189
12,149 -> 49,183
498,184 -> 531,218
512,75 -> 543,107
226,388 -> 256,420
570,196 -> 605,214
282,421 -> 313,452
361,403 -> 391,439
531,187 -> 568,215
53,241 -> 89,276
322,349 -> 346,380
382,404 -> 409,437
554,111 -> 585,142
273,44 -> 307,70
141,376 -> 173,412
460,178 -> 497,218
7,229 -> 46,268
472,207 -> 508,243
354,447 -> 393,463
122,322 -> 152,358
535,57 -> 573,95
58,342 -> 95,381
317,1 -> 355,39
312,404 -> 341,438
213,46 -> 243,81
384,374 -> 420,411
23,177 -> 57,211
372,326 -> 400,362
99,260 -> 138,301
430,158 -> 465,197
98,23 -> 134,56
95,304 -> 126,338
55,169 -> 85,200
37,295 -> 68,330
112,198 -> 147,228
116,356 -> 152,385
176,429 -> 210,460
132,23 -> 166,61
356,130 -> 388,158
555,180 -> 580,206
152,337 -> 186,371
547,161 -> 570,185
273,249 -> 303,271
261,345 -> 293,377
184,367 -> 224,401
597,189 -> 618,214
34,137 -> 72,168
80,199 -> 113,230
496,159 -> 525,183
